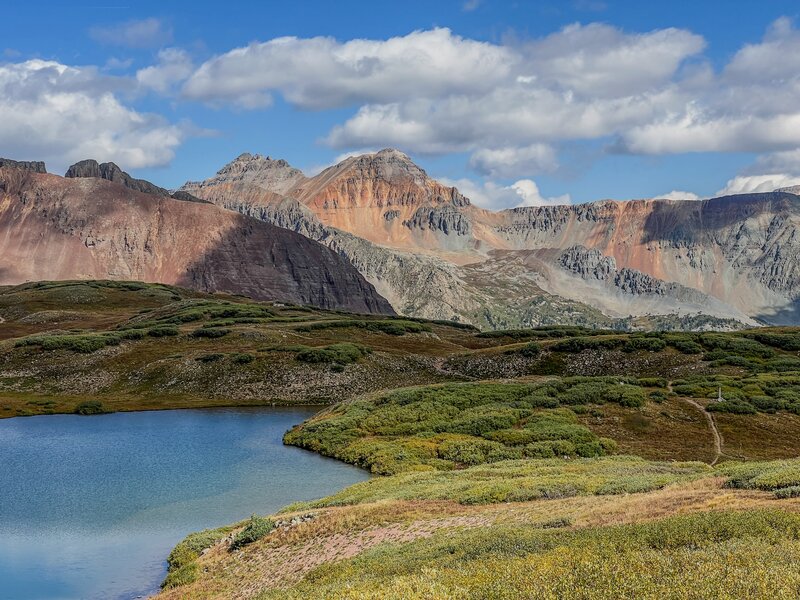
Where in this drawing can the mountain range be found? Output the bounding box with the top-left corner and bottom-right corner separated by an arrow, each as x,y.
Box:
2,149 -> 800,330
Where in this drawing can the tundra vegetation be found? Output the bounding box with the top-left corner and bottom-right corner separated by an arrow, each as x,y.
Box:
5,281 -> 800,598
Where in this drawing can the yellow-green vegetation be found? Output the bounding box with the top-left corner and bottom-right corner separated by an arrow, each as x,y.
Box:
257,510 -> 800,600
156,456 -> 800,600
287,456 -> 710,507
163,524 -> 236,589
295,319 -> 434,336
230,515 -> 275,550
285,379 -> 665,474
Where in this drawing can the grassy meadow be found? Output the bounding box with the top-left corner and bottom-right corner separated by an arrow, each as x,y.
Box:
5,281 -> 800,598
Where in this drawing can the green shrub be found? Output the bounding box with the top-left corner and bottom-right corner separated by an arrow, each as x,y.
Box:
296,319 -> 430,336
296,343 -> 370,365
707,399 -> 756,414
744,332 -> 800,351
232,353 -> 255,364
190,327 -> 231,339
550,337 -> 626,353
74,400 -> 107,415
750,396 -> 787,411
197,353 -> 224,363
623,337 -> 667,353
119,329 -> 147,340
284,380 -> 629,472
720,460 -> 800,491
477,330 -> 537,340
148,326 -> 179,337
515,342 -> 541,358
775,486 -> 800,499
638,378 -> 667,388
230,515 -> 274,551
699,334 -> 775,359
16,333 -> 122,353
664,334 -> 703,354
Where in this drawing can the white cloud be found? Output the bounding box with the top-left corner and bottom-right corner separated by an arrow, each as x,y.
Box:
510,179 -> 571,207
651,190 -> 702,201
468,143 -> 558,178
519,23 -> 705,97
90,18 -> 173,49
462,0 -> 481,11
0,59 -> 185,172
182,28 -> 515,110
716,174 -> 800,196
439,177 -> 570,210
167,17 -> 800,188
318,23 -> 703,155
136,48 -> 193,94
723,17 -> 800,84
749,149 -> 800,174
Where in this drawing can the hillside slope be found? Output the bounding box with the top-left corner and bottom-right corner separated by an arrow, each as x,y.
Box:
0,166 -> 393,314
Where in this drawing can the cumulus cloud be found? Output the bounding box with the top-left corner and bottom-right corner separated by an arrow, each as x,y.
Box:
468,144 -> 558,178
518,23 -> 705,97
90,18 -> 173,49
716,174 -> 800,196
0,59 -> 186,172
651,190 -> 702,201
136,48 -> 193,93
163,17 -> 800,186
182,28 -> 515,110
439,177 -> 570,210
510,179 -> 571,207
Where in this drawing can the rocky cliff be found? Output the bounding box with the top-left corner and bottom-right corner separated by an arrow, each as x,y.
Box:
0,165 -> 393,314
0,158 -> 46,173
65,159 -> 171,197
180,150 -> 800,328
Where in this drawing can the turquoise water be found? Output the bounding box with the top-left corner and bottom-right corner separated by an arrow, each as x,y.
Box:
0,407 -> 368,600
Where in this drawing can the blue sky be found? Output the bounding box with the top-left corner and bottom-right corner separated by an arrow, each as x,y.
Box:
3,0 -> 800,207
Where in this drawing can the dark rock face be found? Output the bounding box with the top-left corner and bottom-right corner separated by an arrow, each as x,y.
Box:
559,246 -> 616,280
170,190 -> 211,204
178,219 -> 396,315
558,244 -> 709,304
0,158 -> 47,173
404,206 -> 472,236
65,159 -> 170,197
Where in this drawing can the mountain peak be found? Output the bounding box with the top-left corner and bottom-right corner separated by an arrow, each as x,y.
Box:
218,152 -> 298,176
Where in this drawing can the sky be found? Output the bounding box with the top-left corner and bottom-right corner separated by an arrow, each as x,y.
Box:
3,0 -> 800,208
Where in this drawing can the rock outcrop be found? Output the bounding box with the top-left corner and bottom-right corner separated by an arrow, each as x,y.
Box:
66,159 -> 170,197
0,158 -> 46,173
0,166 -> 393,315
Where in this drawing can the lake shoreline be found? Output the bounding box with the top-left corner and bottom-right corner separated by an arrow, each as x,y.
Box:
0,406 -> 368,600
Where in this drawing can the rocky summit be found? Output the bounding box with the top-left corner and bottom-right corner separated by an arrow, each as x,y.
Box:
179,149 -> 800,329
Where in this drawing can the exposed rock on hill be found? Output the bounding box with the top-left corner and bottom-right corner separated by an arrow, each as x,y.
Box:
180,150 -> 800,328
66,159 -> 170,197
0,165 -> 393,314
0,158 -> 46,173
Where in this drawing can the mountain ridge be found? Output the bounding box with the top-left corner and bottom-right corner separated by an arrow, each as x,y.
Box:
180,149 -> 800,328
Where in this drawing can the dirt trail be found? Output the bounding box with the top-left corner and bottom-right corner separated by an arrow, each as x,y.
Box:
668,381 -> 723,465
